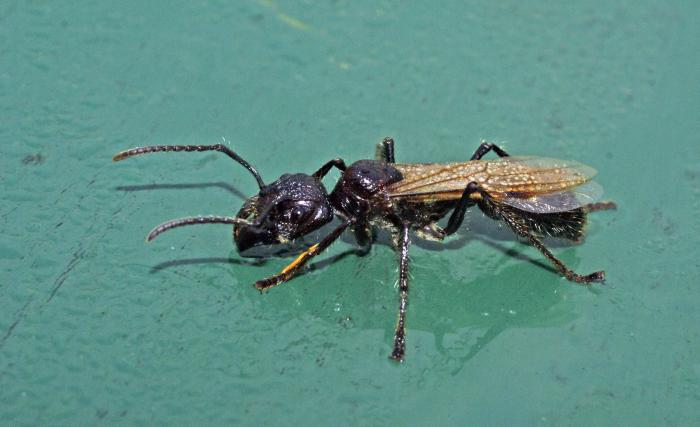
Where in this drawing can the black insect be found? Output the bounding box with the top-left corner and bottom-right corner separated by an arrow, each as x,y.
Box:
113,138 -> 616,361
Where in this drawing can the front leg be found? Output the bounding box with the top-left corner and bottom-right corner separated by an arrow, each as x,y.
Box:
390,223 -> 411,361
255,220 -> 351,290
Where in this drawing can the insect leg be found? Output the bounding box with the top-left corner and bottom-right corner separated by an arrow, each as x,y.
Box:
376,137 -> 396,163
352,222 -> 373,255
583,201 -> 618,212
443,182 -> 479,235
524,233 -> 605,283
254,220 -> 352,290
113,144 -> 265,189
470,141 -> 510,160
474,188 -> 605,283
390,223 -> 411,362
312,158 -> 347,179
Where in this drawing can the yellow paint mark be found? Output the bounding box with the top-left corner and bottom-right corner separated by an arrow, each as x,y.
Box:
329,56 -> 351,70
278,14 -> 310,31
256,0 -> 312,32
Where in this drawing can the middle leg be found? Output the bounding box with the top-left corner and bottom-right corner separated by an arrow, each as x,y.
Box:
352,221 -> 373,255
390,223 -> 411,361
313,158 -> 347,179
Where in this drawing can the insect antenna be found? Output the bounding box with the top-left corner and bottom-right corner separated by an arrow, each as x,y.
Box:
147,215 -> 252,242
112,144 -> 265,189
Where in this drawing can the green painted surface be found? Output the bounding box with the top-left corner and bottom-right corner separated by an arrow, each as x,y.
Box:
2,1 -> 699,425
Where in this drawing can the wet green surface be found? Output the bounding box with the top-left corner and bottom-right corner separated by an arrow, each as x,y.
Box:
2,1 -> 700,425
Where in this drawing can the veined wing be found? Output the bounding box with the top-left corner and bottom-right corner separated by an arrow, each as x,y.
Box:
501,180 -> 603,214
388,156 -> 601,213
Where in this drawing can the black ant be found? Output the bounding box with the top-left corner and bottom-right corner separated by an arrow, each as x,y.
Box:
113,138 -> 615,362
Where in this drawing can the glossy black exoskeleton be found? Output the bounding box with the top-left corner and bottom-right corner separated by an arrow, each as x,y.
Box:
234,173 -> 333,256
113,138 -> 615,361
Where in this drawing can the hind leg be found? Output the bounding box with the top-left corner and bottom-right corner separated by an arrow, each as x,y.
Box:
470,141 -> 510,160
376,137 -> 396,163
583,201 -> 617,212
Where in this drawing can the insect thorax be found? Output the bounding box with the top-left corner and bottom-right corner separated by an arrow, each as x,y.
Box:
329,160 -> 403,219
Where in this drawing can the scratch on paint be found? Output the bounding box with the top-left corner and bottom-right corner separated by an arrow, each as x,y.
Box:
256,0 -> 312,32
47,248 -> 86,302
0,299 -> 32,349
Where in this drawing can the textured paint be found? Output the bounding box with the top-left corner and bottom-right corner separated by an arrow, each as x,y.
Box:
1,1 -> 699,425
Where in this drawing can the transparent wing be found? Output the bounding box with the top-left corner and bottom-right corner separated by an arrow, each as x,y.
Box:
481,156 -> 597,195
389,161 -> 484,198
389,156 -> 598,203
501,180 -> 603,214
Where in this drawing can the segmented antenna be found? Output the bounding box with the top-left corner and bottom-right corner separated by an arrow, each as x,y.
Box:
112,144 -> 265,189
147,215 -> 252,242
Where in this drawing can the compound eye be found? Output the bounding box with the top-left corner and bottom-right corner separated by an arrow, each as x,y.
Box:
286,203 -> 312,224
